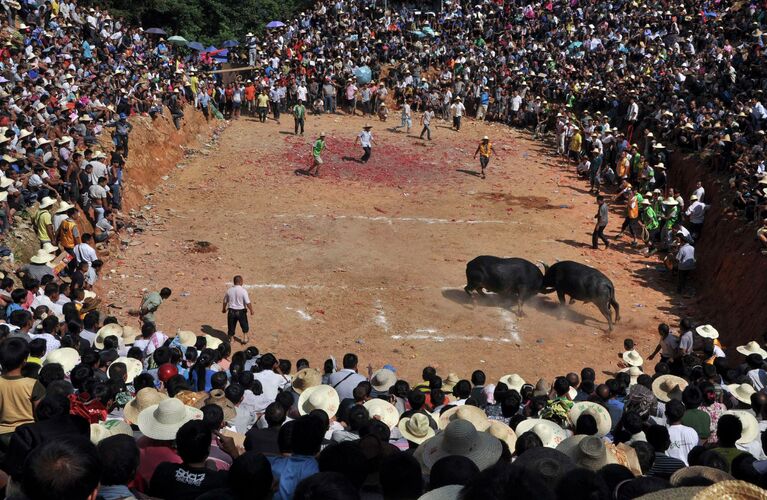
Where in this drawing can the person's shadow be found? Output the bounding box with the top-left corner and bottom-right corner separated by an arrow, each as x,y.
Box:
456,169 -> 481,177
341,156 -> 363,164
201,325 -> 228,343
294,169 -> 313,176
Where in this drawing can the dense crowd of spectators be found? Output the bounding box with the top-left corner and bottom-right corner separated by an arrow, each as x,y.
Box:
4,0 -> 767,498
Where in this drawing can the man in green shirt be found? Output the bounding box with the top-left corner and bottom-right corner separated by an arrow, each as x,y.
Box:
138,287 -> 172,325
293,100 -> 306,136
307,132 -> 327,177
640,199 -> 661,254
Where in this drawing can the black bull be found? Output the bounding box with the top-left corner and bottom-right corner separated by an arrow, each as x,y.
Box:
540,260 -> 621,331
464,256 -> 543,314
463,256 -> 620,330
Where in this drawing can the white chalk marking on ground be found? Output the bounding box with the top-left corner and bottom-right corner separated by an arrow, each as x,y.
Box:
273,213 -> 518,225
285,307 -> 313,321
240,283 -> 461,292
391,327 -> 512,344
373,299 -> 390,332
498,309 -> 522,343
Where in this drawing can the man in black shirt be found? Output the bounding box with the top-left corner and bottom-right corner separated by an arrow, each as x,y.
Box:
150,420 -> 230,500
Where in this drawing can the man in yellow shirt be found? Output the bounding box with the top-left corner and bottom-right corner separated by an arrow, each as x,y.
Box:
34,196 -> 57,247
256,90 -> 269,123
473,136 -> 497,179
0,338 -> 46,447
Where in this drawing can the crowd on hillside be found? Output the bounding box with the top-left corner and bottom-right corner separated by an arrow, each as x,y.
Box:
3,0 -> 767,498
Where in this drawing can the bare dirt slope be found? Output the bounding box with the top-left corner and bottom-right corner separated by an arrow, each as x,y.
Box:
103,113 -> 684,383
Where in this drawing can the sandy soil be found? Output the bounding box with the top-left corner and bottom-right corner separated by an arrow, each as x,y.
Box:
103,112 -> 688,383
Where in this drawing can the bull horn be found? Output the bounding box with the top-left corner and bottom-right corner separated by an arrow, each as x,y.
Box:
537,260 -> 550,272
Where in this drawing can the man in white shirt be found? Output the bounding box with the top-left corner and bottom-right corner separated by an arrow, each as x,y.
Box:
74,233 -> 98,267
692,181 -> 705,202
675,236 -> 696,294
326,353 -> 367,401
30,283 -> 64,320
223,275 -> 253,341
450,97 -> 466,131
665,400 -> 699,464
30,316 -> 62,355
253,353 -> 290,402
685,195 -> 709,237
678,319 -> 694,355
354,123 -> 375,163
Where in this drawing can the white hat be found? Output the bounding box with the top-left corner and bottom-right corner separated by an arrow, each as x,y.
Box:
398,413 -> 435,444
726,383 -> 757,405
690,194 -> 698,201
137,398 -> 203,441
55,201 -> 75,214
109,357 -> 143,382
43,347 -> 80,375
568,401 -> 612,437
515,418 -> 568,448
622,350 -> 644,367
298,384 -> 340,418
652,375 -> 688,403
38,196 -> 56,209
364,398 -> 399,429
90,419 -> 133,444
662,197 -> 679,206
176,330 -> 197,347
439,405 -> 490,431
499,373 -> 525,393
370,369 -> 396,392
736,341 -> 767,359
724,410 -> 759,444
95,323 -> 124,350
482,136 -> 489,141
487,420 -> 517,451
121,326 -> 141,345
695,324 -> 719,339
204,334 -> 223,350
0,177 -> 13,189
41,242 -> 58,254
124,387 -> 168,424
30,249 -> 55,264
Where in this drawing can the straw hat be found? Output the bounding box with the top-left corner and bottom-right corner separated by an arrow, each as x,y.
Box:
137,398 -> 203,441
40,242 -> 58,255
482,135 -> 489,141
439,405 -> 490,431
30,249 -> 55,264
487,420 -> 517,451
695,480 -> 767,500
55,201 -> 75,214
652,375 -> 688,403
515,419 -> 568,448
556,435 -> 616,471
499,374 -> 525,393
43,347 -> 80,375
0,177 -> 13,188
670,466 -> 734,487
175,390 -> 209,409
175,330 -> 197,347
94,323 -> 124,350
206,389 -> 236,421
641,199 -> 651,206
695,324 -> 719,339
80,297 -> 102,316
622,350 -> 644,367
417,419 -> 502,471
723,410 -> 759,444
292,368 -> 322,394
90,419 -> 133,444
726,383 -> 757,405
398,413 -> 435,444
121,326 -> 141,345
568,402 -> 612,437
38,196 -> 56,209
619,366 -> 643,387
124,388 -> 168,424
298,384 -> 340,418
364,398 -> 399,429
109,357 -> 142,382
204,334 -> 223,350
363,123 -> 373,129
533,378 -> 550,397
418,484 -> 463,500
736,341 -> 767,359
441,373 -> 461,393
662,197 -> 679,206
370,368 -> 397,392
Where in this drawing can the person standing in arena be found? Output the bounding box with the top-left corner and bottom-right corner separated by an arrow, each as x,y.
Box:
473,136 -> 496,179
354,123 -> 375,163
223,275 -> 253,343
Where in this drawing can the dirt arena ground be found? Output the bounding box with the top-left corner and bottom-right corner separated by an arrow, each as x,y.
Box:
104,113 -> 689,383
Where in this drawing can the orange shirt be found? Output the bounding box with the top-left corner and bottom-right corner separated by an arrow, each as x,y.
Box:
245,85 -> 256,101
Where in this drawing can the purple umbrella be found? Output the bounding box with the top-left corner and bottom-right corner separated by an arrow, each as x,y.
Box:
187,41 -> 205,51
266,21 -> 285,28
145,27 -> 166,35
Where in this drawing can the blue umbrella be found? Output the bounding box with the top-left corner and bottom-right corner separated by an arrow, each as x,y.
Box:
222,40 -> 239,48
145,27 -> 166,35
187,41 -> 205,51
266,21 -> 285,28
205,46 -> 217,52
353,65 -> 372,84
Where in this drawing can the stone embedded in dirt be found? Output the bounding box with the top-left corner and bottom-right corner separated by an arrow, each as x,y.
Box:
355,338 -> 365,345
187,240 -> 218,254
536,338 -> 544,344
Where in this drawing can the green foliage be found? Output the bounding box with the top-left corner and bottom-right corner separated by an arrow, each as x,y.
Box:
92,0 -> 310,45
